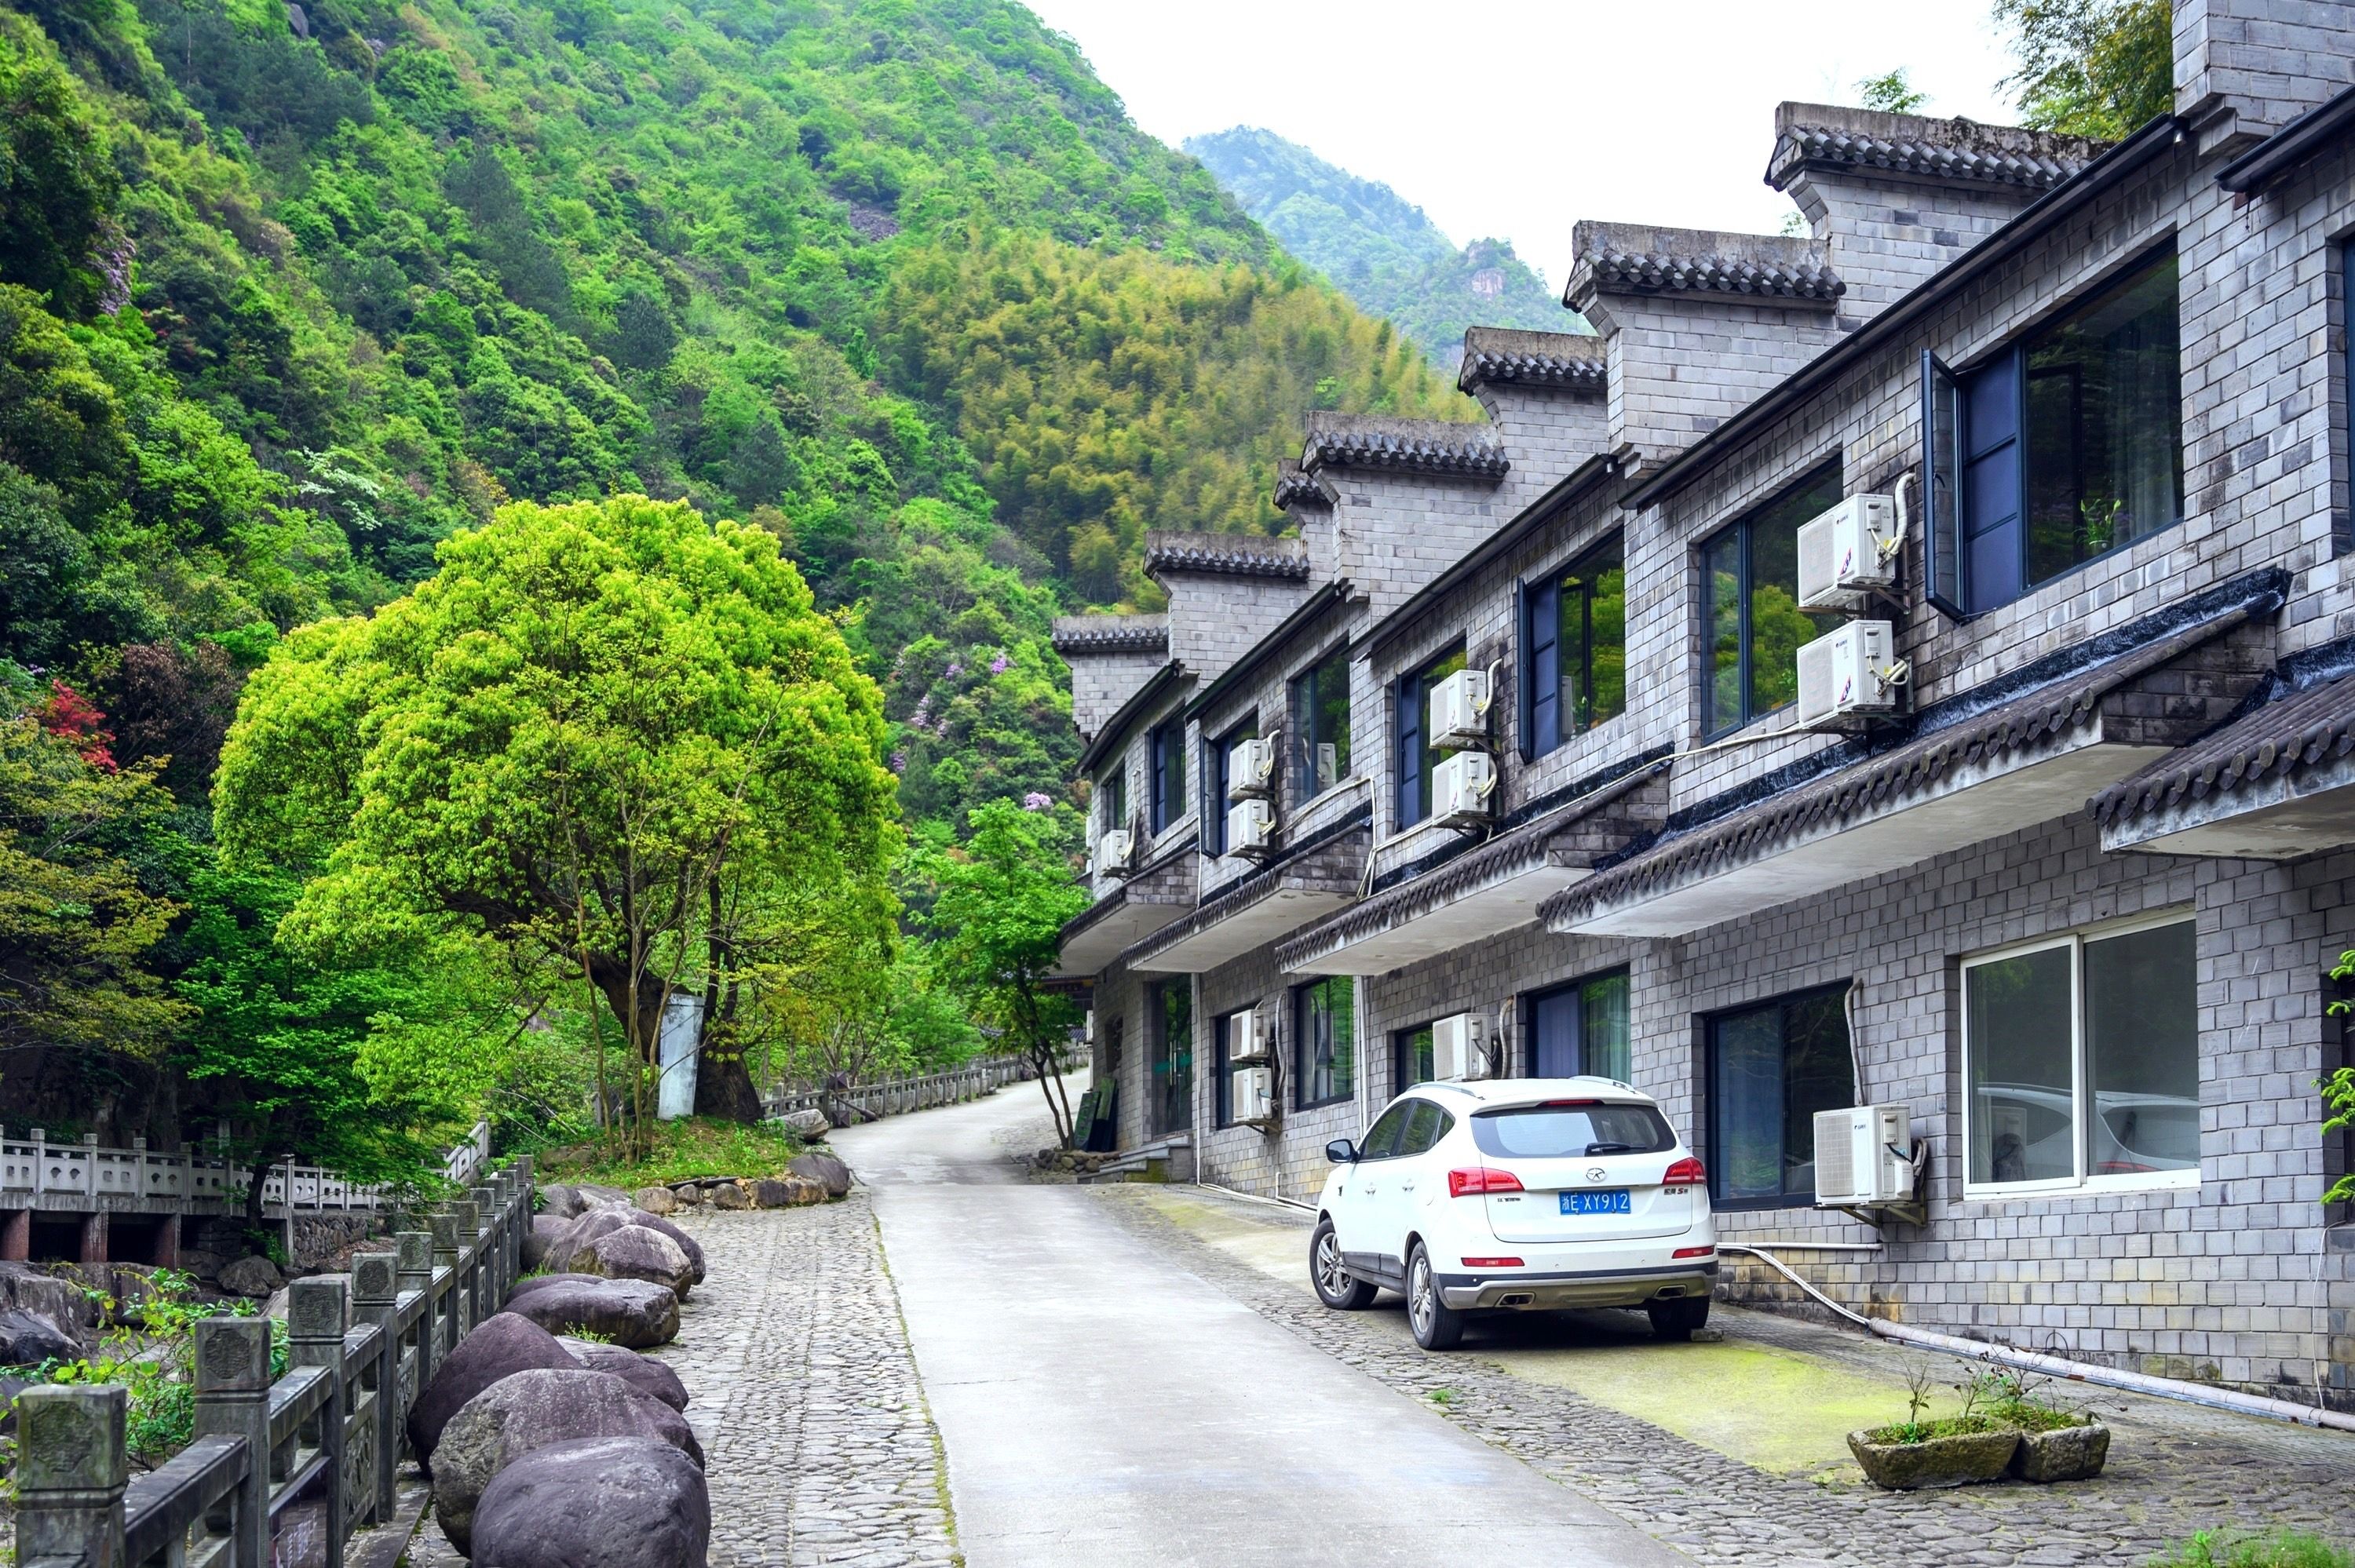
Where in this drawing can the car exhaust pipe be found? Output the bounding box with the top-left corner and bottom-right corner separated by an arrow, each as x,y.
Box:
1497,1292 -> 1533,1308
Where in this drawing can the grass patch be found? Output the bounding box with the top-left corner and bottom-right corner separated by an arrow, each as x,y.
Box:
2149,1531 -> 2353,1568
539,1117 -> 806,1188
1861,1413 -> 2015,1445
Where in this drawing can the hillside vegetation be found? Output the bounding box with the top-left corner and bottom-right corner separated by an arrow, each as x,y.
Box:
1185,126 -> 1581,366
0,0 -> 1465,1160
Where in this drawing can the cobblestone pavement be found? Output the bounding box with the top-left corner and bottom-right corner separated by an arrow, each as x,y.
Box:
1093,1185 -> 2355,1568
402,1195 -> 955,1568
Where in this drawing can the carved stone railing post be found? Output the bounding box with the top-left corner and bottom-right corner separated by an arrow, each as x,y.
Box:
429,1210 -> 462,1350
446,1199 -> 480,1330
469,1184 -> 500,1307
289,1278 -> 348,1568
396,1228 -> 435,1398
16,1384 -> 129,1566
350,1251 -> 400,1525
195,1316 -> 272,1568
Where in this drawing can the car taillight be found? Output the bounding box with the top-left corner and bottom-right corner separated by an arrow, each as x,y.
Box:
1448,1166 -> 1525,1198
1462,1256 -> 1524,1268
1660,1156 -> 1707,1190
1672,1245 -> 1717,1259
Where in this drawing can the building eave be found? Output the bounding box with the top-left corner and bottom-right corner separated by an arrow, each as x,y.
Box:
1075,662 -> 1187,777
2217,82 -> 2355,193
1185,582 -> 1355,727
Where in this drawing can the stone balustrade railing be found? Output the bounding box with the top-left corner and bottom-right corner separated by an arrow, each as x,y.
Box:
761,1047 -> 1083,1125
0,1120 -> 495,1216
15,1156 -> 535,1568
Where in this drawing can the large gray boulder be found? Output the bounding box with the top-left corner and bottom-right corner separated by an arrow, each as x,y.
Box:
576,1183 -> 634,1212
774,1108 -> 828,1140
625,1210 -> 705,1284
469,1435 -> 710,1568
501,1278 -> 679,1349
559,1339 -> 690,1412
535,1184 -> 590,1222
219,1256 -> 283,1299
788,1151 -> 852,1198
584,1226 -> 694,1299
408,1312 -> 582,1470
0,1310 -> 78,1368
506,1273 -> 604,1303
521,1214 -> 570,1271
546,1209 -> 635,1274
432,1369 -> 703,1555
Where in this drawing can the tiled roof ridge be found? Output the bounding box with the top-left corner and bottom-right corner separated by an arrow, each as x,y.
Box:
1457,326 -> 1606,395
1050,614 -> 1168,655
1142,529 -> 1312,581
2091,668 -> 2355,829
1768,102 -> 2107,195
1273,458 -> 1336,511
1574,235 -> 1844,304
1299,412 -> 1510,481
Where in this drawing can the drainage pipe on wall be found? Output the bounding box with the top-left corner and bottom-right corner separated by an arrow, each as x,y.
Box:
1721,1242 -> 2355,1435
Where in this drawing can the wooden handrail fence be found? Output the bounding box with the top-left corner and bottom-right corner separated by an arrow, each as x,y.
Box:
16,1155 -> 535,1568
761,1046 -> 1084,1125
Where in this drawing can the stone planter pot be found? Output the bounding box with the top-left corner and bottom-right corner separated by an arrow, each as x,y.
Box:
2007,1420 -> 2109,1482
1846,1428 -> 2021,1490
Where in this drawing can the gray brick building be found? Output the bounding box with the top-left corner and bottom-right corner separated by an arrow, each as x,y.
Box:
1053,1 -> 2355,1411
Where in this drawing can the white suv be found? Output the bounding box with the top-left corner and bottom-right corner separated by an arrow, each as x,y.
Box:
1310,1078 -> 1718,1350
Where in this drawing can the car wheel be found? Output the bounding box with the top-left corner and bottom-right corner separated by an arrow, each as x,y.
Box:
1310,1219 -> 1377,1311
1647,1294 -> 1711,1341
1406,1242 -> 1464,1351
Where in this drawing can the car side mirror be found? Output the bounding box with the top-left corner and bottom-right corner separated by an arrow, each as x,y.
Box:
1325,1139 -> 1358,1165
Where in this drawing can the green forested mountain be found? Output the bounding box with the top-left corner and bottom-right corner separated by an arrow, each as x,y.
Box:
1184,126 -> 1582,364
0,0 -> 1463,843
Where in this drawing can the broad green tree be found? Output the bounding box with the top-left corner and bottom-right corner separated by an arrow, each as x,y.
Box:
914,800 -> 1089,1146
214,494 -> 897,1136
1999,0 -> 2174,140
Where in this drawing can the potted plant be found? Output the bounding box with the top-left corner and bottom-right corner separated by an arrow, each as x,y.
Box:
1848,1368 -> 2021,1490
1978,1370 -> 2111,1483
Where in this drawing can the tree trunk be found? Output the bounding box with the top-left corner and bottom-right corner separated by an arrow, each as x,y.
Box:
693,1037 -> 765,1121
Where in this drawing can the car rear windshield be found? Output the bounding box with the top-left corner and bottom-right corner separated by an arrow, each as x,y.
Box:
1470,1103 -> 1675,1159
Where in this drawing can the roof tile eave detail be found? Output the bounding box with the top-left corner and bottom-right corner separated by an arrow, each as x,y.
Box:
1456,326 -> 1607,395
1768,124 -> 2102,195
1576,246 -> 1845,304
1050,614 -> 1169,656
2091,670 -> 2355,830
1142,530 -> 1312,582
1299,413 -> 1509,482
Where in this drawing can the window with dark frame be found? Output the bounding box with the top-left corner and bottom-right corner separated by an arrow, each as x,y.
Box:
1202,717 -> 1257,855
1150,979 -> 1192,1136
1707,985 -> 1853,1207
1291,647 -> 1352,803
1148,717 -> 1186,833
1212,1011 -> 1233,1128
1395,644 -> 1467,826
1521,536 -> 1627,757
1395,1023 -> 1435,1093
1525,969 -> 1631,1081
1700,466 -> 1845,737
1924,250 -> 2185,615
1295,975 -> 1355,1107
1100,756 -> 1129,833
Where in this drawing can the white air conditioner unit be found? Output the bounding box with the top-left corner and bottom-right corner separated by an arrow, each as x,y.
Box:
1091,829 -> 1133,876
1430,750 -> 1496,826
1228,737 -> 1278,800
1797,494 -> 1900,610
1229,1008 -> 1269,1063
1225,798 -> 1274,857
1231,1065 -> 1274,1123
1813,1103 -> 1914,1206
1428,667 -> 1494,750
1432,1012 -> 1490,1081
1796,620 -> 1900,727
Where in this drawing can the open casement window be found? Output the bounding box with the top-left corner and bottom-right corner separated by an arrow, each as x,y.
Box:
1395,645 -> 1467,826
1202,718 -> 1256,855
1294,975 -> 1356,1107
1918,250 -> 2184,616
1148,717 -> 1186,834
1101,758 -> 1129,835
1291,647 -> 1352,804
1962,915 -> 2199,1196
1521,538 -> 1627,759
1527,970 -> 1630,1081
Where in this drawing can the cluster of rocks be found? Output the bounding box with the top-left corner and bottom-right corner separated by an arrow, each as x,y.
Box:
1027,1147 -> 1116,1176
411,1310 -> 706,1567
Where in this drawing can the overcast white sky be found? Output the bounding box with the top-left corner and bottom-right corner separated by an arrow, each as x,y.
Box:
1020,1 -> 2025,292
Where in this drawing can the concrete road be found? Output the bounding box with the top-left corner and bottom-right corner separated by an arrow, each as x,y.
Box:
830,1082 -> 1689,1568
